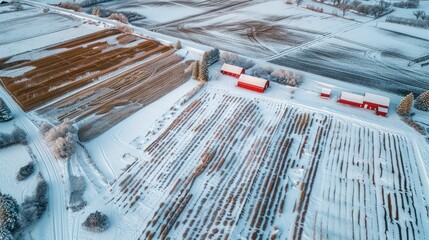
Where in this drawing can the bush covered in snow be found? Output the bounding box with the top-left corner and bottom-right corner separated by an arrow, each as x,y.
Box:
69,176 -> 86,212
0,193 -> 20,233
392,0 -> 419,8
43,119 -> 76,160
82,211 -> 110,232
108,13 -> 129,23
16,162 -> 35,181
386,16 -> 429,28
414,90 -> 429,111
58,2 -> 83,12
220,52 -> 255,69
0,127 -> 27,149
248,66 -> 303,87
20,177 -> 48,228
0,98 -> 12,122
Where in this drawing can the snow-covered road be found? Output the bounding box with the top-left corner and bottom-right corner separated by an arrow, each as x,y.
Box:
0,87 -> 69,240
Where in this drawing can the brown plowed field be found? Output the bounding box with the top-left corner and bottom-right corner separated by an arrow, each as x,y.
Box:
0,29 -> 171,111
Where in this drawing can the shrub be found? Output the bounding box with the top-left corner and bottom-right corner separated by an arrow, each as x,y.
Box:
270,69 -> 303,87
220,52 -> 254,69
393,0 -> 419,8
82,211 -> 110,232
386,15 -> 429,28
0,127 -> 27,149
16,162 -> 35,181
0,98 -> 12,122
69,176 -> 86,212
207,49 -> 220,66
108,13 -> 129,24
20,178 -> 48,228
58,2 -> 83,12
0,193 -> 20,232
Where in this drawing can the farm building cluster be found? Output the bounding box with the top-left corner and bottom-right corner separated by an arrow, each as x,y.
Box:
321,88 -> 390,117
220,63 -> 269,93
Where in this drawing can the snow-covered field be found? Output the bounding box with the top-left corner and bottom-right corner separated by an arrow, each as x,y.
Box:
74,84 -> 429,239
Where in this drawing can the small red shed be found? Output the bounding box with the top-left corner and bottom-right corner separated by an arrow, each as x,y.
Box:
237,74 -> 269,93
220,63 -> 245,78
320,88 -> 332,99
338,92 -> 363,107
376,106 -> 388,117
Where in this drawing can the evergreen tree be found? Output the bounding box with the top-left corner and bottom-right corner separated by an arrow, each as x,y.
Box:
0,193 -> 20,232
198,54 -> 209,82
396,93 -> 413,116
191,61 -> 199,80
0,226 -> 13,240
414,90 -> 429,111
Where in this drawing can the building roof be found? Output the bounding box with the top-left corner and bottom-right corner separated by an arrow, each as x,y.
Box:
321,88 -> 332,95
340,92 -> 364,104
221,63 -> 244,75
364,93 -> 390,107
238,74 -> 268,88
377,107 -> 388,113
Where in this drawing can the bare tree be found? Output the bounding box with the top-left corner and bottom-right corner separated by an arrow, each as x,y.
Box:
296,0 -> 304,6
414,10 -> 426,20
340,2 -> 351,16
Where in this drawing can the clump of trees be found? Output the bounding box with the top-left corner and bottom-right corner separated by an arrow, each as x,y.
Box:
108,13 -> 129,23
16,162 -> 35,181
0,127 -> 27,149
82,211 -> 110,232
393,0 -> 419,8
42,119 -> 76,160
332,0 -> 391,17
386,15 -> 429,29
413,10 -> 426,19
206,49 -> 220,66
396,92 -> 414,115
0,98 -> 13,122
0,193 -> 20,234
249,66 -> 303,87
415,90 -> 429,111
20,177 -> 48,228
307,4 -> 324,13
191,61 -> 200,80
58,2 -> 83,12
220,52 -> 255,69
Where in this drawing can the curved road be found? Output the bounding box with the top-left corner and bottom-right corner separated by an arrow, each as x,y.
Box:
0,87 -> 68,240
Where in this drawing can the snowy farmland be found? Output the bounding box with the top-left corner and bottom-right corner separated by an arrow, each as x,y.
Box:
77,86 -> 429,239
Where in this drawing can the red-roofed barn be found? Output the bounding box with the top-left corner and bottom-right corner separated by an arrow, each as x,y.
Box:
220,63 -> 245,78
237,74 -> 269,93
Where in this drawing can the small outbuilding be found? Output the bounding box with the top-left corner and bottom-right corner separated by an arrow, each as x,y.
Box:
237,74 -> 269,93
220,63 -> 245,78
338,91 -> 363,107
320,88 -> 332,99
376,106 -> 388,117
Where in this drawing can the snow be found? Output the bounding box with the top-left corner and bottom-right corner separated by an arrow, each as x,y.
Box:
220,63 -> 244,75
0,1 -> 428,240
340,91 -> 364,104
321,87 -> 332,95
238,74 -> 268,88
364,92 -> 390,106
